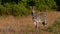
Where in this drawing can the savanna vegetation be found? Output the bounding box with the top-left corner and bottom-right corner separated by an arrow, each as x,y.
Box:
0,0 -> 60,16
45,20 -> 60,34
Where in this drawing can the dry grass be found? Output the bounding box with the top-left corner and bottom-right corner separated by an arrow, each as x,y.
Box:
0,11 -> 60,34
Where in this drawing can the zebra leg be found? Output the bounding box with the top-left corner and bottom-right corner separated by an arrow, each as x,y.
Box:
34,22 -> 38,29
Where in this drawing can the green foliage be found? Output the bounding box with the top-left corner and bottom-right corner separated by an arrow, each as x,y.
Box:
35,0 -> 57,10
54,0 -> 60,10
27,0 -> 36,6
53,21 -> 60,27
0,0 -> 60,16
10,3 -> 30,16
46,26 -> 54,32
1,0 -> 20,5
0,4 -> 4,15
46,21 -> 60,32
0,2 -> 30,16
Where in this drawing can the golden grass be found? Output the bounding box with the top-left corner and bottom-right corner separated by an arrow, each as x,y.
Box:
0,11 -> 59,34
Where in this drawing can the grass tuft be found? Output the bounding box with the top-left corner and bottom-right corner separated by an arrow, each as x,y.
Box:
45,20 -> 60,33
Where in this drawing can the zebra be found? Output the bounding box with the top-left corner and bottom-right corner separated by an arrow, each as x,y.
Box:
30,7 -> 46,28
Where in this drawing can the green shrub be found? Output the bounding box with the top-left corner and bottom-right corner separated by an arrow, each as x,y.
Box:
0,2 -> 31,16
53,21 -> 60,27
10,3 -> 30,16
0,3 -> 12,15
0,0 -> 58,16
46,21 -> 60,32
35,0 -> 57,11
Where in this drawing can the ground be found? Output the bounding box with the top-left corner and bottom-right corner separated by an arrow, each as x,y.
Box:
0,11 -> 60,34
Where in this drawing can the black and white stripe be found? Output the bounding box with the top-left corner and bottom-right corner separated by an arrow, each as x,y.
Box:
31,7 -> 46,28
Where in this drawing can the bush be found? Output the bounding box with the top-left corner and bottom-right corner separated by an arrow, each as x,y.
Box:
10,3 -> 30,16
0,2 -> 31,16
35,0 -> 57,11
46,21 -> 60,32
0,3 -> 12,16
0,0 -> 59,16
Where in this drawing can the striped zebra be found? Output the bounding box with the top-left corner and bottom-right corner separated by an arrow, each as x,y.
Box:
30,7 -> 46,28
